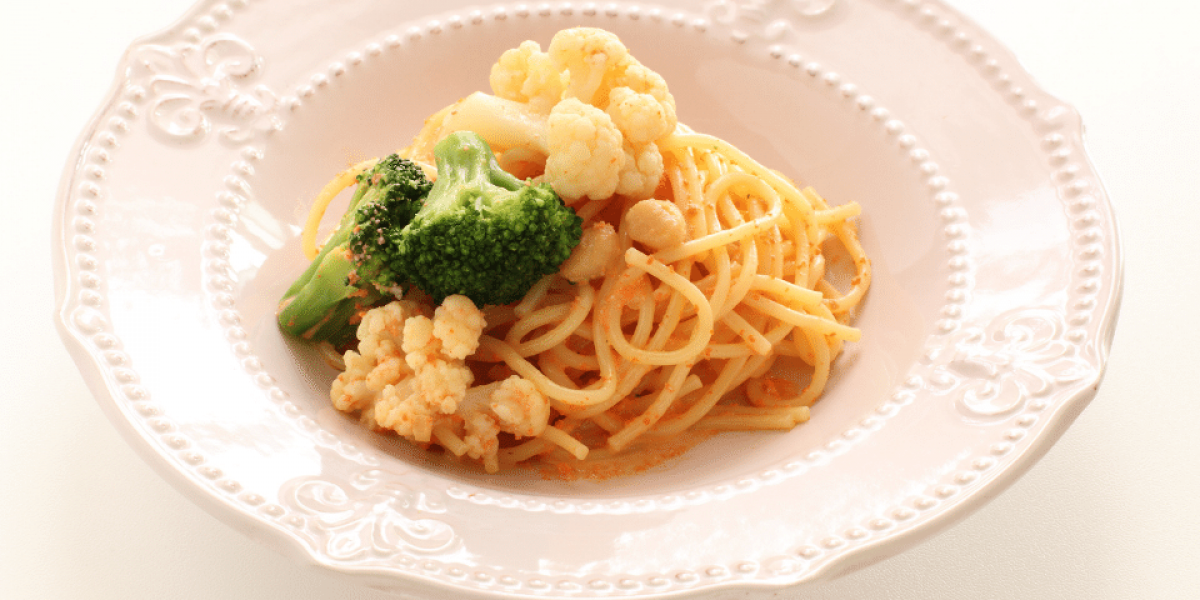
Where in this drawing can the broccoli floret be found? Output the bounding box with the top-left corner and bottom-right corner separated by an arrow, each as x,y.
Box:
277,154 -> 431,345
277,133 -> 582,344
347,155 -> 431,288
395,131 -> 583,306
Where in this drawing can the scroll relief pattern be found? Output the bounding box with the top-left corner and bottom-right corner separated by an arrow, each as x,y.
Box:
128,33 -> 282,146
280,469 -> 461,561
927,309 -> 1094,421
705,0 -> 840,43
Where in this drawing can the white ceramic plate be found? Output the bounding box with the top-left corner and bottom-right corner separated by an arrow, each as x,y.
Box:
53,0 -> 1121,597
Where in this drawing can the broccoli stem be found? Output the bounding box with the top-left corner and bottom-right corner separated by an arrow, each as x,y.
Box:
277,182 -> 381,345
426,131 -> 524,210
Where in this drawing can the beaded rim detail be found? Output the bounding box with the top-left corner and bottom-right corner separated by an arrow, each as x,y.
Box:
54,1 -> 1118,596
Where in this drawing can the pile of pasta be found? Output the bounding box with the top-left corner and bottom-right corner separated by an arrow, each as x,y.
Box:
318,28 -> 870,474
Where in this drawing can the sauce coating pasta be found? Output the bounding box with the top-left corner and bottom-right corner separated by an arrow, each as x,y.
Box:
306,28 -> 871,474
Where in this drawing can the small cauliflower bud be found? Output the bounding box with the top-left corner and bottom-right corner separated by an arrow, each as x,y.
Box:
412,356 -> 473,415
458,376 -> 552,472
546,28 -> 676,130
548,27 -> 631,105
364,350 -> 407,397
616,140 -> 665,200
462,410 -> 502,463
356,304 -> 477,445
399,312 -> 474,415
490,40 -> 565,114
613,62 -> 677,133
331,300 -> 474,445
401,314 -> 436,371
331,300 -> 418,414
354,300 -> 413,363
432,295 -> 487,360
605,77 -> 675,200
625,198 -> 688,251
559,221 -> 622,282
606,87 -> 673,145
366,379 -> 432,439
489,376 -> 551,438
545,98 -> 625,201
330,356 -> 375,414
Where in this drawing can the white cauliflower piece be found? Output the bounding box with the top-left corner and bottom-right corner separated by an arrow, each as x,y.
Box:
548,27 -> 632,105
432,294 -> 487,360
490,40 -> 565,114
401,313 -> 436,370
330,300 -> 421,414
399,312 -> 474,418
458,376 -> 552,472
606,87 -> 672,198
462,410 -> 502,462
488,376 -> 551,438
545,98 -> 625,201
547,28 -> 676,128
412,349 -> 473,415
423,28 -> 677,203
547,29 -> 676,200
606,86 -> 673,145
616,138 -> 665,200
611,61 -> 677,132
331,297 -> 477,445
368,379 -> 433,441
329,296 -> 552,473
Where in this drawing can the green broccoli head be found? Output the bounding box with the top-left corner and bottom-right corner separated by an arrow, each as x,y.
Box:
277,153 -> 430,345
348,154 -> 432,290
396,131 -> 583,306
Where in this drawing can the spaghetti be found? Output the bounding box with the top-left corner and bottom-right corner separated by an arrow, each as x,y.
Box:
304,29 -> 871,474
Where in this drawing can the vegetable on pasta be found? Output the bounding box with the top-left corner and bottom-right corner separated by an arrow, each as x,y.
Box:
282,27 -> 871,474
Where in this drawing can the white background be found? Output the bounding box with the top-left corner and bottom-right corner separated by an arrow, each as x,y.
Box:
3,0 -> 1197,598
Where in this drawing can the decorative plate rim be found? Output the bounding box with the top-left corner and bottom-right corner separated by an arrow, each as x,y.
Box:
53,0 -> 1122,597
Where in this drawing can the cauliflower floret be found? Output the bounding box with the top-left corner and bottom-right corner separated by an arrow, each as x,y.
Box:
458,376 -> 552,472
548,27 -> 632,105
559,221 -> 621,282
331,353 -> 382,414
367,379 -> 433,440
606,86 -> 673,145
401,314 -> 436,370
329,295 -> 552,473
547,30 -> 675,200
422,28 -> 677,203
330,300 -> 422,414
432,295 -> 487,360
462,410 -> 502,461
545,98 -> 625,201
412,355 -> 473,415
616,139 -> 665,200
545,28 -> 676,142
606,87 -> 672,199
490,40 -> 565,114
331,297 -> 477,444
488,376 -> 551,438
354,301 -> 406,355
399,312 -> 474,415
624,198 -> 688,251
612,62 -> 677,132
